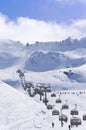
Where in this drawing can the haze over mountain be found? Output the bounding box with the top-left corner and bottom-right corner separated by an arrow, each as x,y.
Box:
0,37 -> 86,90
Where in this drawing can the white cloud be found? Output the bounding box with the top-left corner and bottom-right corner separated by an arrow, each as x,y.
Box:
0,13 -> 86,44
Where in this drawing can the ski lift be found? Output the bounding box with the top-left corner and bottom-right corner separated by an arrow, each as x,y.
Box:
83,114 -> 86,120
52,109 -> 59,115
45,88 -> 52,92
51,93 -> 56,97
34,88 -> 44,95
55,99 -> 62,103
70,109 -> 79,116
70,104 -> 79,116
25,82 -> 33,89
43,98 -> 48,104
38,90 -> 44,96
59,114 -> 68,122
29,93 -> 35,97
70,117 -> 81,126
62,100 -> 69,109
56,94 -> 61,103
62,104 -> 69,109
47,104 -> 53,110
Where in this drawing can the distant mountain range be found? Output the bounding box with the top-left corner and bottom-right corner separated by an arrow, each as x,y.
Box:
0,37 -> 86,89
0,37 -> 86,71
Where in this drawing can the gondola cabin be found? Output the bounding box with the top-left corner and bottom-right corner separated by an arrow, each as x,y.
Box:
55,99 -> 62,103
52,109 -> 59,115
43,98 -> 48,104
59,114 -> 68,122
46,88 -> 52,92
51,93 -> 56,97
47,105 -> 53,110
70,109 -> 79,116
83,114 -> 86,120
70,117 -> 81,126
34,88 -> 44,95
62,104 -> 69,109
29,93 -> 35,97
38,90 -> 44,96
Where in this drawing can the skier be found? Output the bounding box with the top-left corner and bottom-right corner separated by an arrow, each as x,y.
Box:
52,122 -> 54,128
61,121 -> 63,127
68,125 -> 71,130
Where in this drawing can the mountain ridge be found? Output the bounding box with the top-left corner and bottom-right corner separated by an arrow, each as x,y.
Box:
0,37 -> 86,89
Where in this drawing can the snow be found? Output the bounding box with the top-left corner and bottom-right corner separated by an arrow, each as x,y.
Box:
0,81 -> 47,130
0,81 -> 86,130
0,40 -> 23,56
0,52 -> 20,69
63,48 -> 86,58
0,37 -> 86,129
0,37 -> 86,89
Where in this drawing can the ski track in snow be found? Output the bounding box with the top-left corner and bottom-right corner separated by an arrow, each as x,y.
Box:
0,81 -> 86,130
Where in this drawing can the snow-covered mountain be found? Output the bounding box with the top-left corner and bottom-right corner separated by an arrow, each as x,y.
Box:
25,37 -> 86,52
0,40 -> 23,56
24,51 -> 86,72
0,37 -> 86,89
0,52 -> 20,69
1,38 -> 86,130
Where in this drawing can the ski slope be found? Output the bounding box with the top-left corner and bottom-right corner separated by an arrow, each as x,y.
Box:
0,81 -> 47,130
0,81 -> 86,130
0,38 -> 86,130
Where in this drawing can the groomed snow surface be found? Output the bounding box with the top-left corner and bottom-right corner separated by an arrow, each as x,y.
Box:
0,81 -> 86,130
0,38 -> 86,130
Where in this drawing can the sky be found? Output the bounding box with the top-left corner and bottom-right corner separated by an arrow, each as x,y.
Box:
0,0 -> 86,44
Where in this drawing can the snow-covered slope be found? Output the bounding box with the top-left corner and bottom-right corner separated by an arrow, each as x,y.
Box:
0,52 -> 20,69
1,81 -> 86,130
24,51 -> 86,72
0,81 -> 47,130
1,37 -> 86,130
25,37 -> 86,52
0,40 -> 23,55
24,66 -> 86,91
0,37 -> 86,89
